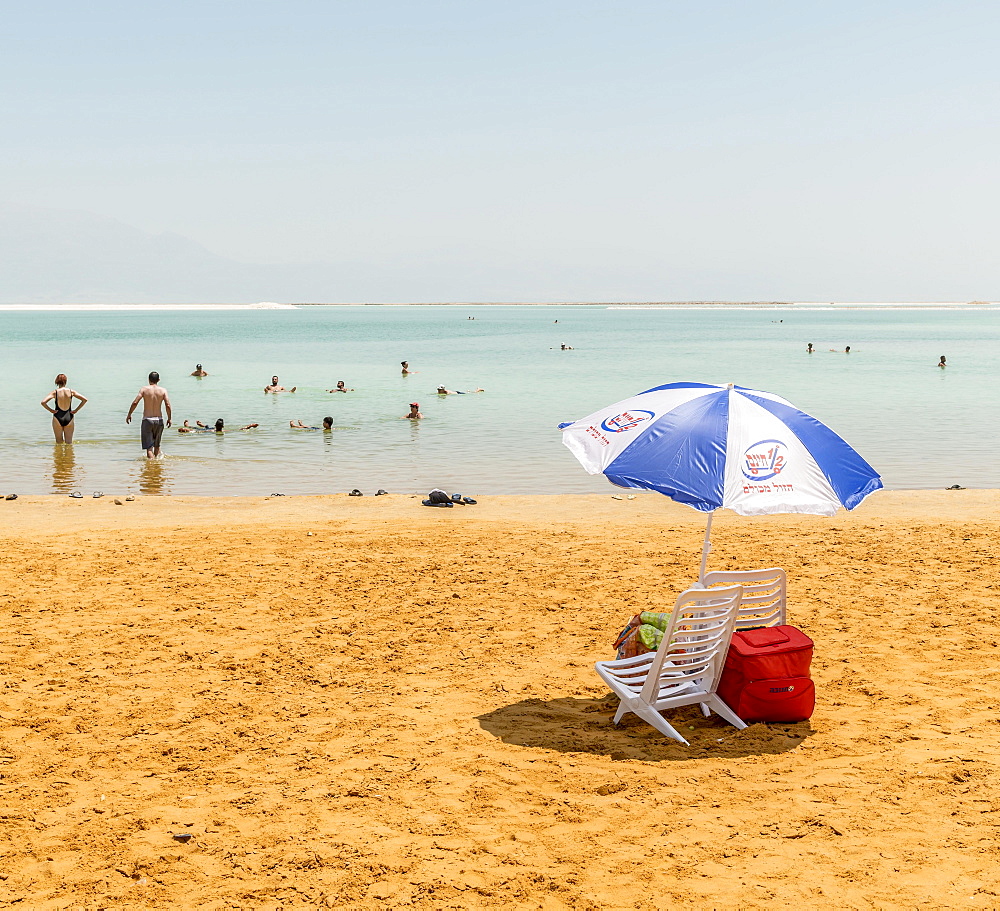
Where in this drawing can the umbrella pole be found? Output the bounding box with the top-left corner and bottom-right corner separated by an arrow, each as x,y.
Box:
697,510 -> 715,586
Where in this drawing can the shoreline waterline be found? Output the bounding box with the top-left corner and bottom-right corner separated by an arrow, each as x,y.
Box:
1,488 -> 994,532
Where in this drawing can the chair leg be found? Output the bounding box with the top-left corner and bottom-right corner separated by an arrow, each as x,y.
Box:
634,705 -> 689,745
611,698 -> 688,744
699,702 -> 711,717
703,695 -> 748,730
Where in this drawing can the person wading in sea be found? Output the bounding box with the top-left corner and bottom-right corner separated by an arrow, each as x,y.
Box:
126,371 -> 173,459
41,374 -> 87,443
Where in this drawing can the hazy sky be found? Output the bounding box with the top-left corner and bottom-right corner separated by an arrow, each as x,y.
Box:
2,1 -> 998,300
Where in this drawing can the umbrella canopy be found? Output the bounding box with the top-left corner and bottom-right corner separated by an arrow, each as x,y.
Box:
560,382 -> 882,579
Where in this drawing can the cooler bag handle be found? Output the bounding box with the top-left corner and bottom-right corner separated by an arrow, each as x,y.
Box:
740,627 -> 791,648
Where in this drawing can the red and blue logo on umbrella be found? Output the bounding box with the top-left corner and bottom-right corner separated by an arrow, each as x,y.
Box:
601,410 -> 655,433
742,439 -> 787,481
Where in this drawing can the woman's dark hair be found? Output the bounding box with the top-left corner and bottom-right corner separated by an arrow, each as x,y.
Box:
215,418 -> 224,431
323,416 -> 333,426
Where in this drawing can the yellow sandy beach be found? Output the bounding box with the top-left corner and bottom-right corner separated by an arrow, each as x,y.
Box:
1,491 -> 999,908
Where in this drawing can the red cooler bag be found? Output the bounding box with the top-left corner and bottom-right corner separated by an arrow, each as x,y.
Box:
717,625 -> 815,723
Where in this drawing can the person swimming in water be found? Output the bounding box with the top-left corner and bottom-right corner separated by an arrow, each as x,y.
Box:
436,385 -> 485,395
327,381 -> 354,392
265,376 -> 296,393
289,418 -> 333,430
41,374 -> 88,443
401,361 -> 417,375
206,419 -> 258,432
182,419 -> 257,433
190,364 -> 208,377
402,403 -> 423,420
938,355 -> 947,368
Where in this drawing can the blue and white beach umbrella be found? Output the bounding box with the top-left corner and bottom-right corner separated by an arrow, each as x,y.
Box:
559,382 -> 882,582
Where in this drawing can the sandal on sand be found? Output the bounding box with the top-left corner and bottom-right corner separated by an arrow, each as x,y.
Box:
269,492 -> 285,497
349,489 -> 363,497
69,491 -> 83,499
93,491 -> 104,498
462,497 -> 477,505
422,499 -> 454,507
451,493 -> 465,504
5,494 -> 17,501
125,495 -> 135,501
375,489 -> 388,496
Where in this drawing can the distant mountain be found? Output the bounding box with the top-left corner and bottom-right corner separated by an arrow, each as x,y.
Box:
0,205 -> 349,303
0,204 -> 703,303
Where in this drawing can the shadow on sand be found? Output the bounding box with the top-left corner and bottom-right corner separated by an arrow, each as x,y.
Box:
476,695 -> 813,761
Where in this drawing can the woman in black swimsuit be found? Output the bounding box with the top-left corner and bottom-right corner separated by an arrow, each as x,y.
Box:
41,373 -> 88,443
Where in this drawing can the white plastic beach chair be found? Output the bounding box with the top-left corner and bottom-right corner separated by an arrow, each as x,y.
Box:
701,567 -> 786,630
594,585 -> 746,745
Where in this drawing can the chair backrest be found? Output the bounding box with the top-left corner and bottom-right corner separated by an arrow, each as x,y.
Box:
639,585 -> 743,705
701,568 -> 786,630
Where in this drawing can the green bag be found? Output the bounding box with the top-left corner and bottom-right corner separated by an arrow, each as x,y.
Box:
637,624 -> 664,650
639,611 -> 671,632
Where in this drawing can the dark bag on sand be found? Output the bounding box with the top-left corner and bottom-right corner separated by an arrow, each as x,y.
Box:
717,625 -> 815,723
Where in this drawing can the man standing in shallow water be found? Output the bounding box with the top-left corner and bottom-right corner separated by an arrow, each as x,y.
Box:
127,371 -> 172,459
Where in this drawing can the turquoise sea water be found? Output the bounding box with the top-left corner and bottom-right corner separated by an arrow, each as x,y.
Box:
0,304 -> 995,496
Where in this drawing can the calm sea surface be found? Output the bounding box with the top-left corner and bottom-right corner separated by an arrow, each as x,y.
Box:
0,304 -> 995,496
